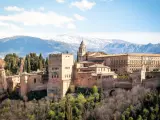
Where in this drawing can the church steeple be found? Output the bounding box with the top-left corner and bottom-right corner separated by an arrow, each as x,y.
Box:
77,40 -> 86,62
80,40 -> 84,46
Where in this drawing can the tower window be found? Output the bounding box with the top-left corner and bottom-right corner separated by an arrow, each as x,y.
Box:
53,72 -> 58,78
34,78 -> 36,83
65,67 -> 70,69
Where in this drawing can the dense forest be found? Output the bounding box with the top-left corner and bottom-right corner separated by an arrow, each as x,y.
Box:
0,86 -> 153,120
4,53 -> 48,75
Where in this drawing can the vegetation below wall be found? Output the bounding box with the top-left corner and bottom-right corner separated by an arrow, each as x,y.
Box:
74,86 -> 101,96
0,85 -> 152,120
0,86 -> 100,120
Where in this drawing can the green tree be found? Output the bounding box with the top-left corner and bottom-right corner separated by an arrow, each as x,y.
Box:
129,117 -> 133,120
121,114 -> 125,120
45,57 -> 48,73
38,53 -> 43,70
66,95 -> 72,120
123,109 -> 130,119
143,108 -> 149,118
92,85 -> 98,94
137,115 -> 142,120
48,110 -> 55,120
30,53 -> 39,71
77,94 -> 86,104
24,53 -> 45,72
27,114 -> 35,120
155,104 -> 159,114
4,53 -> 20,75
26,55 -> 31,73
150,113 -> 156,120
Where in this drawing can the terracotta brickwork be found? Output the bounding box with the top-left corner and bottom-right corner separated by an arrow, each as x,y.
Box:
74,72 -> 97,88
74,62 -> 117,88
20,72 -> 47,97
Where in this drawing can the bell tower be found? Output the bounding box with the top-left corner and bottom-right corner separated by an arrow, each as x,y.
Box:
77,40 -> 86,62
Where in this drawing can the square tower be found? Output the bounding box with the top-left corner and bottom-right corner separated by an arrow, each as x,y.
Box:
47,53 -> 74,99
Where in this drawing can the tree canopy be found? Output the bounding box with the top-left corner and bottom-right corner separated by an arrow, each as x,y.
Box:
4,53 -> 48,75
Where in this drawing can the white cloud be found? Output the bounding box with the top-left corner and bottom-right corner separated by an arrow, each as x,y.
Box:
67,23 -> 76,29
56,0 -> 65,3
0,11 -> 74,28
39,7 -> 45,11
71,0 -> 96,11
74,14 -> 86,21
0,21 -> 9,26
4,6 -> 24,12
0,21 -> 22,31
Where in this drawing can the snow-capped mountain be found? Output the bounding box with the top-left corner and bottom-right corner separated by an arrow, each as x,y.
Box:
0,35 -> 159,58
0,36 -> 77,58
52,34 -> 130,50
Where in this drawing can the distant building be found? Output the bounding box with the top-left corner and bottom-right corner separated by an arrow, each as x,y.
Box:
74,61 -> 117,88
76,41 -> 160,90
47,53 -> 74,99
87,53 -> 160,74
77,41 -> 160,74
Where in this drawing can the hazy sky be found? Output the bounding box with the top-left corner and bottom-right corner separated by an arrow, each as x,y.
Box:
0,0 -> 160,44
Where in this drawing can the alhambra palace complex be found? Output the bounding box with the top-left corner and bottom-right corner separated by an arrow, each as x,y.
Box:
0,41 -> 160,100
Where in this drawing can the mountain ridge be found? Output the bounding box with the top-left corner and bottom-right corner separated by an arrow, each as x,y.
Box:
0,35 -> 159,58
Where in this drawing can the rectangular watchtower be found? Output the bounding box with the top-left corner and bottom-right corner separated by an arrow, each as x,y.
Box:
47,53 -> 74,99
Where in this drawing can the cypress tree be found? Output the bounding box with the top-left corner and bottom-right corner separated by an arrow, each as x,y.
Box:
27,55 -> 31,73
45,57 -> 49,73
65,95 -> 72,120
38,53 -> 43,70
